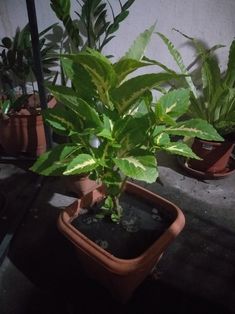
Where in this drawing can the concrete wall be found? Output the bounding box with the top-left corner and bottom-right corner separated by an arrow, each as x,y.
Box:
0,0 -> 235,70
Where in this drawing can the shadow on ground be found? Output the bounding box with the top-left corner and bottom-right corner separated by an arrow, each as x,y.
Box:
0,158 -> 235,314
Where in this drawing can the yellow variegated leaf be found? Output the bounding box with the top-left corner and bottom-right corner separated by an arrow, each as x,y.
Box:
63,154 -> 97,175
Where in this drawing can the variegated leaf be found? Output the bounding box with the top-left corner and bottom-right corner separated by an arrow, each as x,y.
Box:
159,142 -> 200,159
114,153 -> 158,183
43,107 -> 80,135
154,133 -> 170,146
63,154 -> 97,175
158,88 -> 190,118
165,118 -> 224,141
61,52 -> 117,107
47,85 -> 103,129
111,73 -> 178,114
113,58 -> 152,84
30,144 -> 81,176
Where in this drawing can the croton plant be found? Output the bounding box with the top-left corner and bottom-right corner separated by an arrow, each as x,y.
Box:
31,26 -> 222,222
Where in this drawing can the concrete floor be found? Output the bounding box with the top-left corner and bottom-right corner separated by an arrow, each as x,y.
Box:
0,152 -> 234,314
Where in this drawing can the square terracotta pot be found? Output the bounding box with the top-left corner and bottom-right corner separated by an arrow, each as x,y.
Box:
58,181 -> 185,302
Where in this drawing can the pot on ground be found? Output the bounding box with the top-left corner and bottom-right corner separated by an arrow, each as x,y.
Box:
0,95 -> 56,156
188,138 -> 234,174
65,174 -> 99,197
58,181 -> 185,302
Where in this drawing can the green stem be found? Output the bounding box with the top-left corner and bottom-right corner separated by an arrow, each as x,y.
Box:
112,195 -> 123,218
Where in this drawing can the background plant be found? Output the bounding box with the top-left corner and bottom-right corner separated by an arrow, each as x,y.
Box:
0,23 -> 57,114
31,26 -> 222,222
156,30 -> 235,137
50,0 -> 135,53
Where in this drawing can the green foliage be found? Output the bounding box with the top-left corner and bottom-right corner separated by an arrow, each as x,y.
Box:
31,26 -> 222,222
50,0 -> 135,52
157,31 -> 235,136
0,24 -> 57,114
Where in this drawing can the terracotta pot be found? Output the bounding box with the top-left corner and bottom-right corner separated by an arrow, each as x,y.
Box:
65,174 -> 99,197
0,95 -> 56,156
188,138 -> 234,174
58,181 -> 185,302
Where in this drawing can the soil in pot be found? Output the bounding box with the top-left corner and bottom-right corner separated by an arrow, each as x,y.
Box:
71,191 -> 174,259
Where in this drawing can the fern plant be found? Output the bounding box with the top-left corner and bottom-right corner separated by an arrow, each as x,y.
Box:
30,26 -> 222,222
156,30 -> 235,137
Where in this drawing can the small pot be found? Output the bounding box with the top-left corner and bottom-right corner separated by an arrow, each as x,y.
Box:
0,95 -> 56,156
58,181 -> 185,302
65,174 -> 99,197
188,138 -> 234,174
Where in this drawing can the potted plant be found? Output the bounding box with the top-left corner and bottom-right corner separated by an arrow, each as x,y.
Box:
49,0 -> 135,192
156,31 -> 235,177
30,27 -> 222,302
0,23 -> 57,156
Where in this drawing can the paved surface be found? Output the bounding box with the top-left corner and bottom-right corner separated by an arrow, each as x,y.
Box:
0,153 -> 234,314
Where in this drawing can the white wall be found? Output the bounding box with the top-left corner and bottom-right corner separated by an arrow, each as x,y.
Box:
0,0 -> 235,70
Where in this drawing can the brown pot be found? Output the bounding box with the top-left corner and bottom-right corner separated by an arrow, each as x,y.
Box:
58,181 -> 185,302
0,95 -> 56,156
188,138 -> 235,174
65,174 -> 99,197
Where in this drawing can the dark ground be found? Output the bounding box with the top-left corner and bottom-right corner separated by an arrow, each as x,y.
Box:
0,151 -> 234,314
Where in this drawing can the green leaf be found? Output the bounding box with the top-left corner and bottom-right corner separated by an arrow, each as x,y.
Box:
125,23 -> 156,61
47,85 -> 103,129
165,118 -> 224,141
0,99 -> 11,114
30,143 -> 80,176
224,40 -> 235,87
113,58 -> 152,84
43,106 -> 81,135
154,133 -> 170,146
201,55 -> 221,106
61,57 -> 96,101
159,142 -> 201,159
157,32 -> 198,98
63,154 -> 97,175
111,73 -> 178,114
63,51 -> 117,106
114,152 -> 158,183
158,88 -> 190,119
113,114 -> 150,150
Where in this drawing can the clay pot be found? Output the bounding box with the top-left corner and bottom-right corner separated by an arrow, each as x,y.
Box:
188,138 -> 234,174
58,181 -> 185,302
65,174 -> 99,197
0,95 -> 56,156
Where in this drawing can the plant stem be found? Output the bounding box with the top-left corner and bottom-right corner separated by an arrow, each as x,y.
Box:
112,195 -> 123,218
